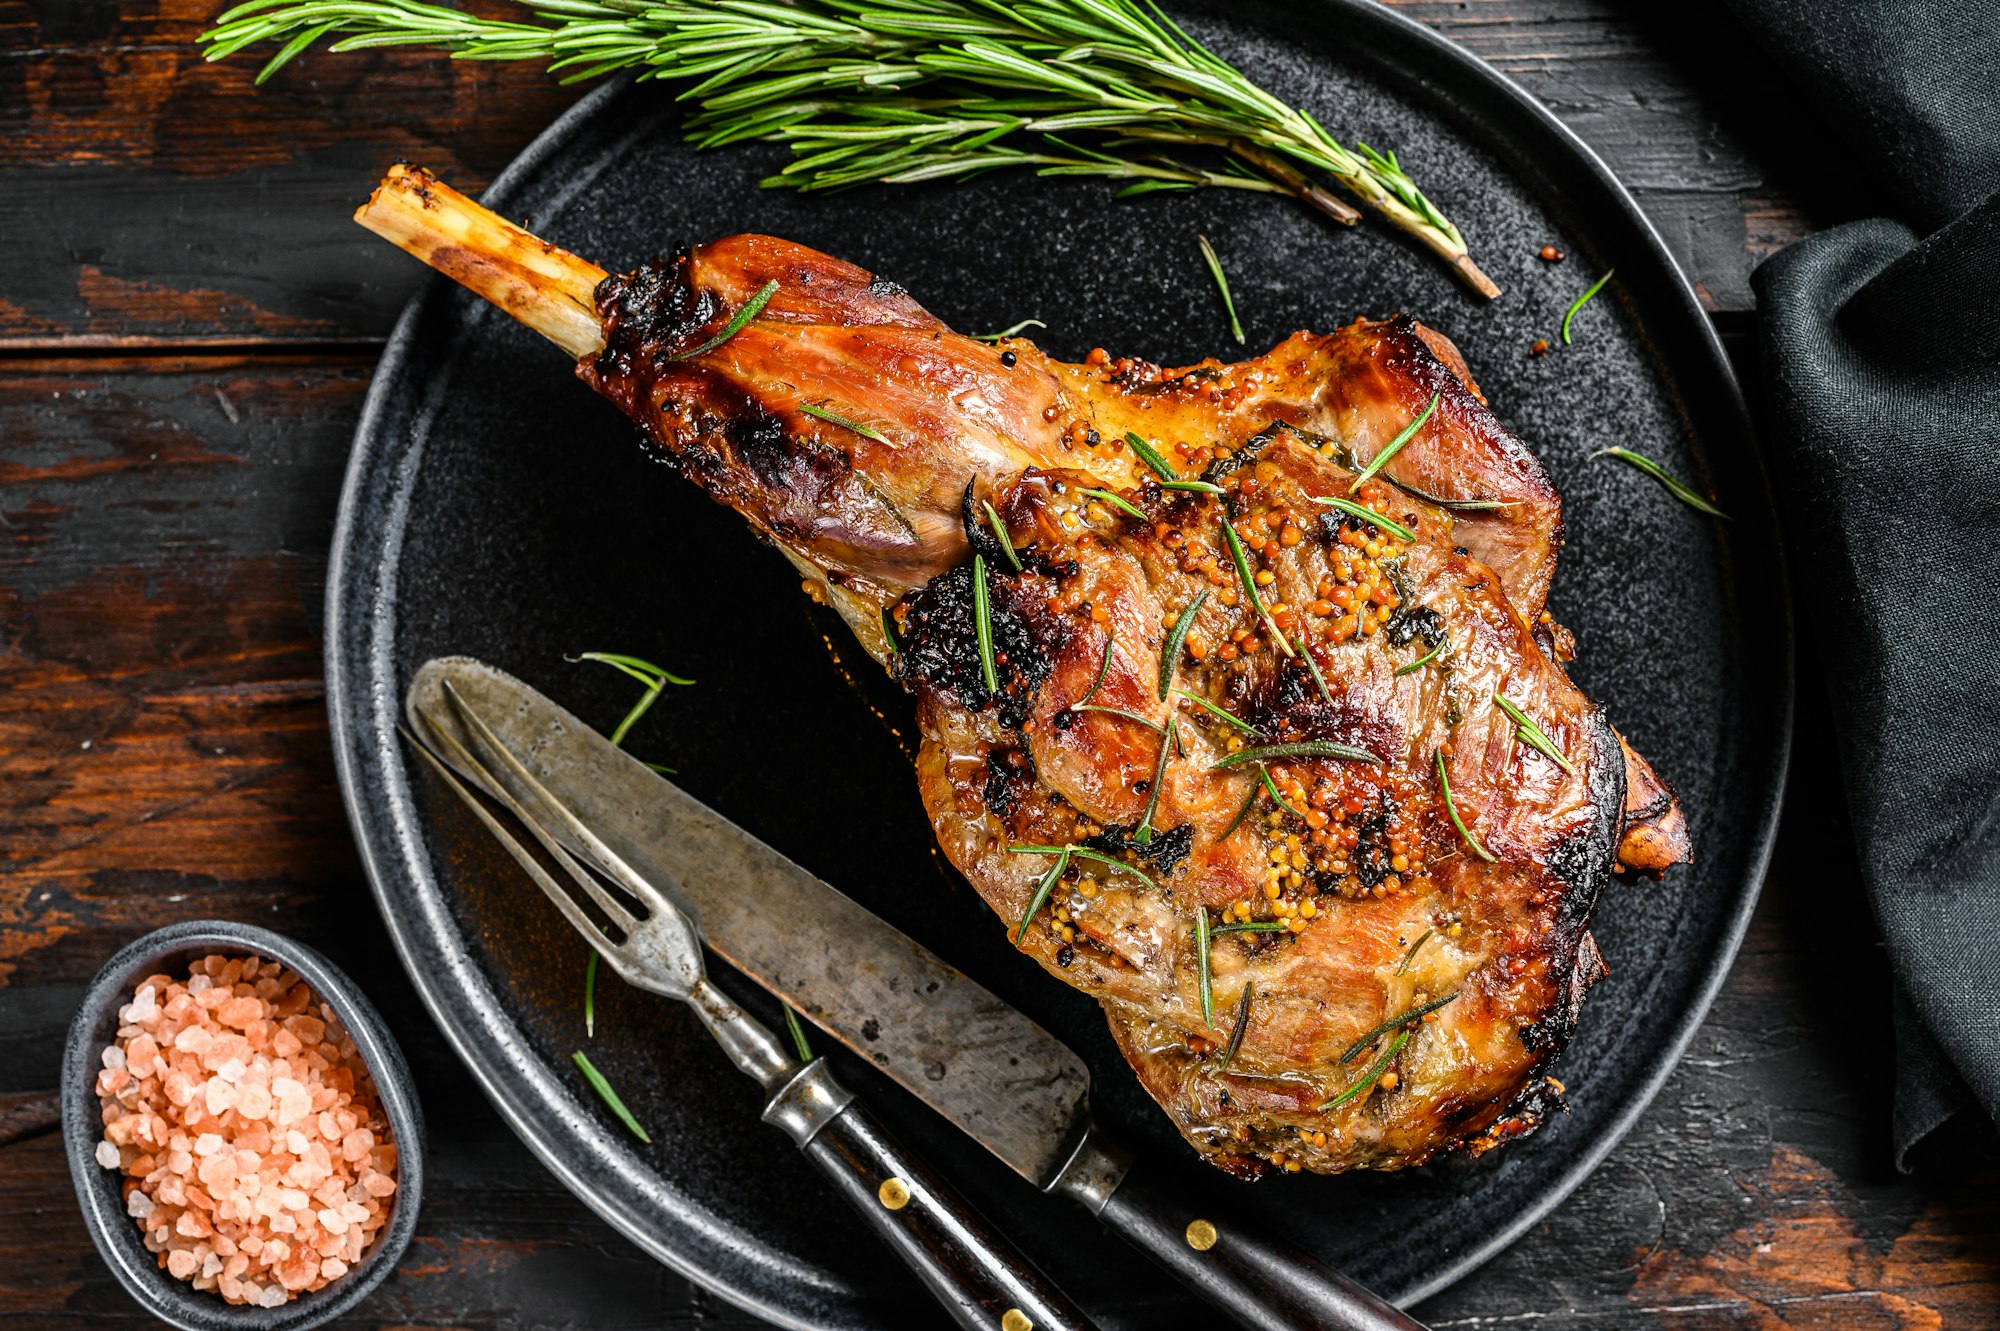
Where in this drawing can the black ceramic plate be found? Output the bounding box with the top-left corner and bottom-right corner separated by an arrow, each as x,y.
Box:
326,2 -> 1791,1325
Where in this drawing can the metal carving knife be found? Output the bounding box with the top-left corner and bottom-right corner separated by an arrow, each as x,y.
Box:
407,655 -> 1428,1331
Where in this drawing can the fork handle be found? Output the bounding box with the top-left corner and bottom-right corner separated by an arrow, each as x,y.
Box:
765,1062 -> 1098,1331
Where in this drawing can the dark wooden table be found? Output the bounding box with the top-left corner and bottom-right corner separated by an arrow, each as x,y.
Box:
4,1 -> 1997,1326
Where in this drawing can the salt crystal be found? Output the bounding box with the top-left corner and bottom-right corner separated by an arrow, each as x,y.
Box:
217,1058 -> 245,1084
201,1252 -> 223,1278
316,1208 -> 348,1236
102,1045 -> 126,1071
204,1077 -> 237,1116
168,1250 -> 198,1279
193,1133 -> 223,1157
95,1140 -> 120,1169
319,1258 -> 347,1280
259,1285 -> 287,1309
126,1190 -> 154,1218
188,974 -> 211,993
236,1082 -> 271,1120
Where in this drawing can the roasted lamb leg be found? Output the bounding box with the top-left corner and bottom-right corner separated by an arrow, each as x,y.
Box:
360,165 -> 1689,1177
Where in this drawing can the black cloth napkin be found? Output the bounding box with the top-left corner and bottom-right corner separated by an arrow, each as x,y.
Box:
1718,0 -> 2000,1165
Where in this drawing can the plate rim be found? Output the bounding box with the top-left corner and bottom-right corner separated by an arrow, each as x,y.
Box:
324,1 -> 1795,1319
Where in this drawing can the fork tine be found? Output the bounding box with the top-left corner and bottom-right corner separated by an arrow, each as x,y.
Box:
402,729 -> 635,966
408,713 -> 643,933
438,679 -> 684,923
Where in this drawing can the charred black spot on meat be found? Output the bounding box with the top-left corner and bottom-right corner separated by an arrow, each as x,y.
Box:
983,746 -> 1036,817
865,276 -> 909,300
592,251 -> 715,378
961,481 -> 1007,564
898,564 -> 1060,726
1387,604 -> 1443,649
1087,822 -> 1193,873
1350,796 -> 1397,889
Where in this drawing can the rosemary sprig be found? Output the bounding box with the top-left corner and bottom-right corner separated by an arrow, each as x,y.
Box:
1350,392 -> 1439,494
1076,632 -> 1115,707
983,499 -> 1022,571
800,400 -> 889,443
1394,635 -> 1446,677
1592,448 -> 1729,519
1313,494 -> 1416,543
202,0 -> 1496,293
1081,487 -> 1149,522
1211,739 -> 1382,769
1173,687 -> 1258,735
671,277 -> 777,360
1195,905 -> 1214,1027
1198,234 -> 1245,345
1395,928 -> 1434,976
1124,431 -> 1179,482
572,1050 -> 651,1144
1219,981 -> 1254,1071
571,653 -> 695,747
1219,519 -> 1294,658
1134,719 -> 1178,845
1321,1027 -> 1411,1112
973,553 -> 1000,696
1560,268 -> 1615,345
1435,751 -> 1496,863
971,318 -> 1046,341
783,1004 -> 815,1062
1160,590 -> 1209,698
1074,703 -> 1165,734
1335,992 -> 1459,1065
1494,694 -> 1577,776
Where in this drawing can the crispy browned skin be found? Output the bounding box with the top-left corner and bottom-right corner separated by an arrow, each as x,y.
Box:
578,234 -> 1690,1175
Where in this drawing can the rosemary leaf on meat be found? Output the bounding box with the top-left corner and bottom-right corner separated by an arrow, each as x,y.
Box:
1395,928 -> 1434,976
1435,751 -> 1497,863
1312,494 -> 1416,542
1394,635 -> 1446,677
1160,590 -> 1210,698
1219,519 -> 1295,658
1008,844 -> 1155,887
971,318 -> 1046,341
783,1004 -> 815,1062
1125,431 -> 1180,483
881,606 -> 901,655
1220,778 -> 1264,841
1560,268 -> 1615,345
1591,447 -> 1729,519
670,277 -> 777,361
973,554 -> 1000,696
1173,688 -> 1258,735
572,1051 -> 652,1144
1214,920 -> 1292,937
1494,694 -> 1577,776
1211,739 -> 1382,768
1293,635 -> 1335,707
1074,703 -> 1166,734
1257,762 -> 1309,821
1015,845 -> 1071,944
1321,1028 -> 1412,1112
1081,487 -> 1149,522
1162,478 -> 1225,495
1219,981 -> 1254,1071
1195,905 -> 1214,1027
1334,992 -> 1459,1065
1134,719 -> 1178,845
1350,391 -> 1439,494
983,500 -> 1023,571
1076,632 -> 1115,707
203,1 -> 1496,293
800,401 -> 889,443
1198,234 -> 1245,346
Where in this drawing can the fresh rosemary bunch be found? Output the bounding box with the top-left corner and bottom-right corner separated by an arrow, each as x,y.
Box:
202,0 -> 1498,295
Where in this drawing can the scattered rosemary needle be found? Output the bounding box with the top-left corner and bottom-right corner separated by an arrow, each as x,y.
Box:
1322,1028 -> 1412,1112
1219,520 -> 1295,658
1007,844 -> 1155,887
1173,688 -> 1258,735
572,1051 -> 651,1144
1219,981 -> 1254,1071
1212,739 -> 1382,769
1293,635 -> 1335,706
1213,920 -> 1292,937
1160,590 -> 1209,698
1134,719 -> 1177,845
1198,234 -> 1245,346
1592,447 -> 1729,519
1395,929 -> 1435,976
1257,763 -> 1309,821
1074,703 -> 1165,734
1560,268 -> 1615,345
1494,694 -> 1577,776
1435,751 -> 1497,863
971,318 -> 1046,341
1125,431 -> 1180,482
1015,846 -> 1071,944
1351,392 -> 1439,494
1220,779 -> 1264,840
1335,992 -> 1460,1065
571,653 -> 694,751
1395,635 -> 1447,677
1195,905 -> 1214,1027
800,401 -> 888,443
1163,479 -> 1225,495
1075,632 -> 1114,708
982,500 -> 1022,572
583,951 -> 599,1037
670,278 -> 777,361
783,1004 -> 815,1062
880,606 -> 900,655
973,553 -> 999,697
1081,487 -> 1149,522
1313,494 -> 1416,542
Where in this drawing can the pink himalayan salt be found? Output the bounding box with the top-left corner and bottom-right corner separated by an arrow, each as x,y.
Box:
93,952 -> 397,1308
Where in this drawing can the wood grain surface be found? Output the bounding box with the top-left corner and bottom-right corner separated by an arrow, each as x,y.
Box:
2,0 -> 1995,1327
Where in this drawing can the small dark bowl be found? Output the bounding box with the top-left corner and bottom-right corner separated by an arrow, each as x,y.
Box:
62,920 -> 426,1331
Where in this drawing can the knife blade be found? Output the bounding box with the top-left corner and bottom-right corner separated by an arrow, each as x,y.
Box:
407,655 -> 1428,1331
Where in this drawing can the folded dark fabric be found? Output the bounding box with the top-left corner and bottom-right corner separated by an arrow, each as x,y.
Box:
1721,0 -> 2000,1165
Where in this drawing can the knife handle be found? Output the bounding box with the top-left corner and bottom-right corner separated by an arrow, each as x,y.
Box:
1052,1130 -> 1429,1331
766,1062 -> 1099,1331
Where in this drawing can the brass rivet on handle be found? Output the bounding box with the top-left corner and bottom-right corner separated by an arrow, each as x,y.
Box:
1185,1218 -> 1218,1251
878,1177 -> 912,1210
1000,1309 -> 1033,1331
